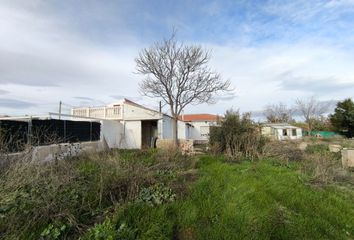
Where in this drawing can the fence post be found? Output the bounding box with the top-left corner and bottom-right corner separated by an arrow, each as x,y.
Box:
90,121 -> 92,141
27,116 -> 32,146
64,120 -> 67,142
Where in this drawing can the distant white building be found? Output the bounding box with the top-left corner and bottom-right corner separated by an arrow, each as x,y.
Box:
180,114 -> 221,142
261,123 -> 302,140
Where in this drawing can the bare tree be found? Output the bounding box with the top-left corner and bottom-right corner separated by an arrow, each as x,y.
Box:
135,33 -> 230,146
295,96 -> 329,133
264,102 -> 293,123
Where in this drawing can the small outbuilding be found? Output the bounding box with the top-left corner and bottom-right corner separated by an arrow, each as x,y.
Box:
261,123 -> 302,140
180,114 -> 222,143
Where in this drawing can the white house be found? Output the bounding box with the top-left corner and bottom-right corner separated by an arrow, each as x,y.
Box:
180,114 -> 221,142
71,99 -> 192,149
261,123 -> 302,140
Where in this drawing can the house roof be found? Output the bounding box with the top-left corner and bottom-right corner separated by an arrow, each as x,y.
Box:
263,123 -> 300,129
180,114 -> 221,122
271,125 -> 298,129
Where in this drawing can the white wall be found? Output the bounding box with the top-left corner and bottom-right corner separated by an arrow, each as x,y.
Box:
162,115 -> 173,139
123,103 -> 162,120
160,116 -> 191,140
178,120 -> 189,139
100,120 -> 123,148
123,121 -> 142,149
261,126 -> 272,135
296,128 -> 303,139
276,128 -> 302,140
158,119 -> 163,139
101,120 -> 143,149
189,121 -> 217,141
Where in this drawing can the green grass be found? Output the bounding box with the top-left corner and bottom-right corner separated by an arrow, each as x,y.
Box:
0,149 -> 195,239
100,156 -> 354,240
2,149 -> 354,239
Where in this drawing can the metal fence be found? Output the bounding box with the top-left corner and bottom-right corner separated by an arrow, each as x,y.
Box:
0,119 -> 101,153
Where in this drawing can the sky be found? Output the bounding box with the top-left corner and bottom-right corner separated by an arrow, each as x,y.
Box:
1,0 -> 354,117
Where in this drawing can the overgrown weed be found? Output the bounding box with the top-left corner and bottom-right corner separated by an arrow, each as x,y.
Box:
0,148 -> 196,239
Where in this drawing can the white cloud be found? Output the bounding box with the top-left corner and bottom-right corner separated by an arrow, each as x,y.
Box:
190,40 -> 354,114
0,0 -> 354,117
0,1 -> 143,115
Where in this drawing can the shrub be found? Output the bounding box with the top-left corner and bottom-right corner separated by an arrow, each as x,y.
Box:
209,110 -> 268,160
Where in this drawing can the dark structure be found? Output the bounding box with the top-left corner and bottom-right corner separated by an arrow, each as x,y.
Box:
0,119 -> 101,153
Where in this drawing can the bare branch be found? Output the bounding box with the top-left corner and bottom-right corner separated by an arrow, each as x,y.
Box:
295,96 -> 329,132
135,32 -> 231,145
264,102 -> 294,123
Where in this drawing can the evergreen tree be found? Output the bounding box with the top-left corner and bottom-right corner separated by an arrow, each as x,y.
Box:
330,98 -> 354,138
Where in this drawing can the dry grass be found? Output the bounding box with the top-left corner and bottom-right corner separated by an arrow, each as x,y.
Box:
0,149 -> 197,239
264,139 -> 354,186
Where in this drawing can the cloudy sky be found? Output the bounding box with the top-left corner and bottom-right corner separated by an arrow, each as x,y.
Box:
1,0 -> 354,117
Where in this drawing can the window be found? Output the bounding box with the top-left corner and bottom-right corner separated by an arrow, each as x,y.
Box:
282,129 -> 287,136
292,129 -> 297,136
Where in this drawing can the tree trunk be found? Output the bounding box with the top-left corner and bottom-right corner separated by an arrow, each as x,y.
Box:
172,117 -> 178,147
307,119 -> 313,135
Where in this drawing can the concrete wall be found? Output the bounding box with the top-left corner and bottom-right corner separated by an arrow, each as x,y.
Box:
341,148 -> 354,169
32,141 -> 106,162
102,119 -> 144,150
3,141 -> 106,164
101,120 -> 124,148
122,120 -> 141,149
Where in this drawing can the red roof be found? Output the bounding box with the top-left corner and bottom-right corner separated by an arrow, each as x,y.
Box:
180,114 -> 221,122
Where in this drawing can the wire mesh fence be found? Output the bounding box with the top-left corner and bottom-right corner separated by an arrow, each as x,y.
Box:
0,119 -> 101,153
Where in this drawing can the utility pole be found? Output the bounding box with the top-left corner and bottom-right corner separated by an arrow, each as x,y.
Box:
59,101 -> 62,120
159,101 -> 162,113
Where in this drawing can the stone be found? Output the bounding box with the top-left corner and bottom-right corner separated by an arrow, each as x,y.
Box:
329,144 -> 342,153
298,142 -> 308,151
341,148 -> 354,169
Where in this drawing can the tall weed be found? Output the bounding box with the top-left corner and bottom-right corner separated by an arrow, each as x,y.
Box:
0,149 -> 196,239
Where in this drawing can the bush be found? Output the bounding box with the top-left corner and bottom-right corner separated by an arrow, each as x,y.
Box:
210,110 -> 268,160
